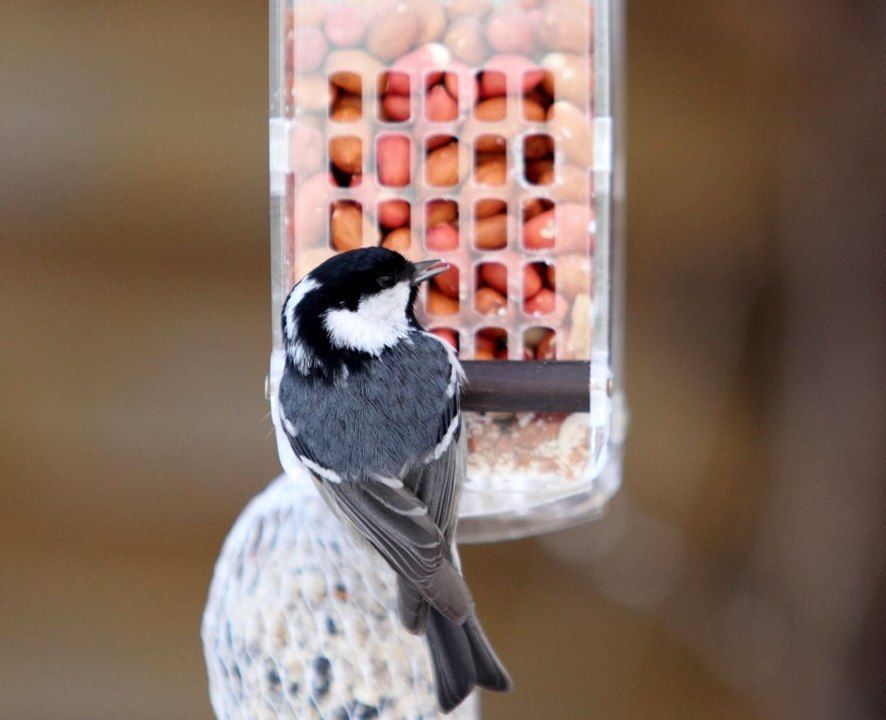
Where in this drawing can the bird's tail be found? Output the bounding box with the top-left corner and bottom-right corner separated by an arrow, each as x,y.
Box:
426,607 -> 512,713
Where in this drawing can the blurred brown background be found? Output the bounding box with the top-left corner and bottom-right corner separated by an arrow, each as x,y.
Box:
1,1 -> 884,718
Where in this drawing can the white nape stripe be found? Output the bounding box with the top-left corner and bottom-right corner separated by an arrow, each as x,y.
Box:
284,277 -> 320,341
423,331 -> 465,398
299,456 -> 341,483
323,281 -> 411,355
428,413 -> 460,462
290,340 -> 323,375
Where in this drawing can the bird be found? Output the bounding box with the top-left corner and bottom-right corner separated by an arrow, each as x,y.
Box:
276,247 -> 512,713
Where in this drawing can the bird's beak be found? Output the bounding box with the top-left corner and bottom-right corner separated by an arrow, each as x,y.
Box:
411,259 -> 448,286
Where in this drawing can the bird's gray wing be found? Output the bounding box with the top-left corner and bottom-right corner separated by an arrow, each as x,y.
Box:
398,335 -> 465,633
318,476 -> 474,625
412,331 -> 464,541
419,420 -> 463,543
398,430 -> 466,634
286,418 -> 473,625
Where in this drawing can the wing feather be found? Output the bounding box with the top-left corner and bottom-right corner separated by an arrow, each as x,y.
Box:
319,476 -> 473,624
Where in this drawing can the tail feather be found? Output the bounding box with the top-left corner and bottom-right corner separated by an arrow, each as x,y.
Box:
397,577 -> 429,634
427,610 -> 476,713
463,616 -> 512,692
426,609 -> 512,713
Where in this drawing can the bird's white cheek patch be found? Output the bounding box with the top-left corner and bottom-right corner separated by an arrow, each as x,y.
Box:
323,282 -> 411,355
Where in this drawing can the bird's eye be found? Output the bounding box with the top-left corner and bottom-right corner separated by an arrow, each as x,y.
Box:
378,274 -> 395,289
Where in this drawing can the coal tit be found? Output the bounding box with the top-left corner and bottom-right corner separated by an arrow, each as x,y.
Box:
278,247 -> 512,712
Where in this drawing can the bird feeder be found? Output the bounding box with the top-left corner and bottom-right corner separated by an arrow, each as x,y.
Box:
268,0 -> 626,543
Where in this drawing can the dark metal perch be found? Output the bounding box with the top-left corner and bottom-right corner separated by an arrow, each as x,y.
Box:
460,361 -> 593,413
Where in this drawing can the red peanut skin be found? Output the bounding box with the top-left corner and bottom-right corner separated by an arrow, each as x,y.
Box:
381,93 -> 411,122
426,223 -> 459,251
430,327 -> 459,352
523,263 -> 545,298
381,70 -> 410,96
479,262 -> 507,294
433,265 -> 460,298
475,286 -> 508,316
427,286 -> 460,316
426,84 -> 459,121
524,288 -> 569,322
376,135 -> 411,187
391,46 -> 449,91
377,199 -> 411,229
475,331 -> 497,353
482,54 -> 546,96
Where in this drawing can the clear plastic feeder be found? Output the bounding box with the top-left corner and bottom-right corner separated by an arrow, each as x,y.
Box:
268,0 -> 626,542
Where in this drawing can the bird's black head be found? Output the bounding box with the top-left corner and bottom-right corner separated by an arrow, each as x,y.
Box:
282,248 -> 447,379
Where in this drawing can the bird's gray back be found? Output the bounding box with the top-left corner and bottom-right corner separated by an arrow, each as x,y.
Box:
279,331 -> 455,481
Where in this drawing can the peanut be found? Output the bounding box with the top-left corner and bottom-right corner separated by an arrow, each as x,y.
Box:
547,101 -> 592,165
427,286 -> 459,315
426,223 -> 459,251
329,135 -> 362,175
426,85 -> 459,122
523,263 -> 545,298
479,262 -> 507,294
425,141 -> 460,187
377,135 -> 411,187
426,199 -> 458,226
330,201 -> 363,251
486,6 -> 534,54
377,199 -> 411,229
476,287 -> 508,316
366,5 -> 420,62
430,327 -> 459,351
474,213 -> 508,249
433,265 -> 460,298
